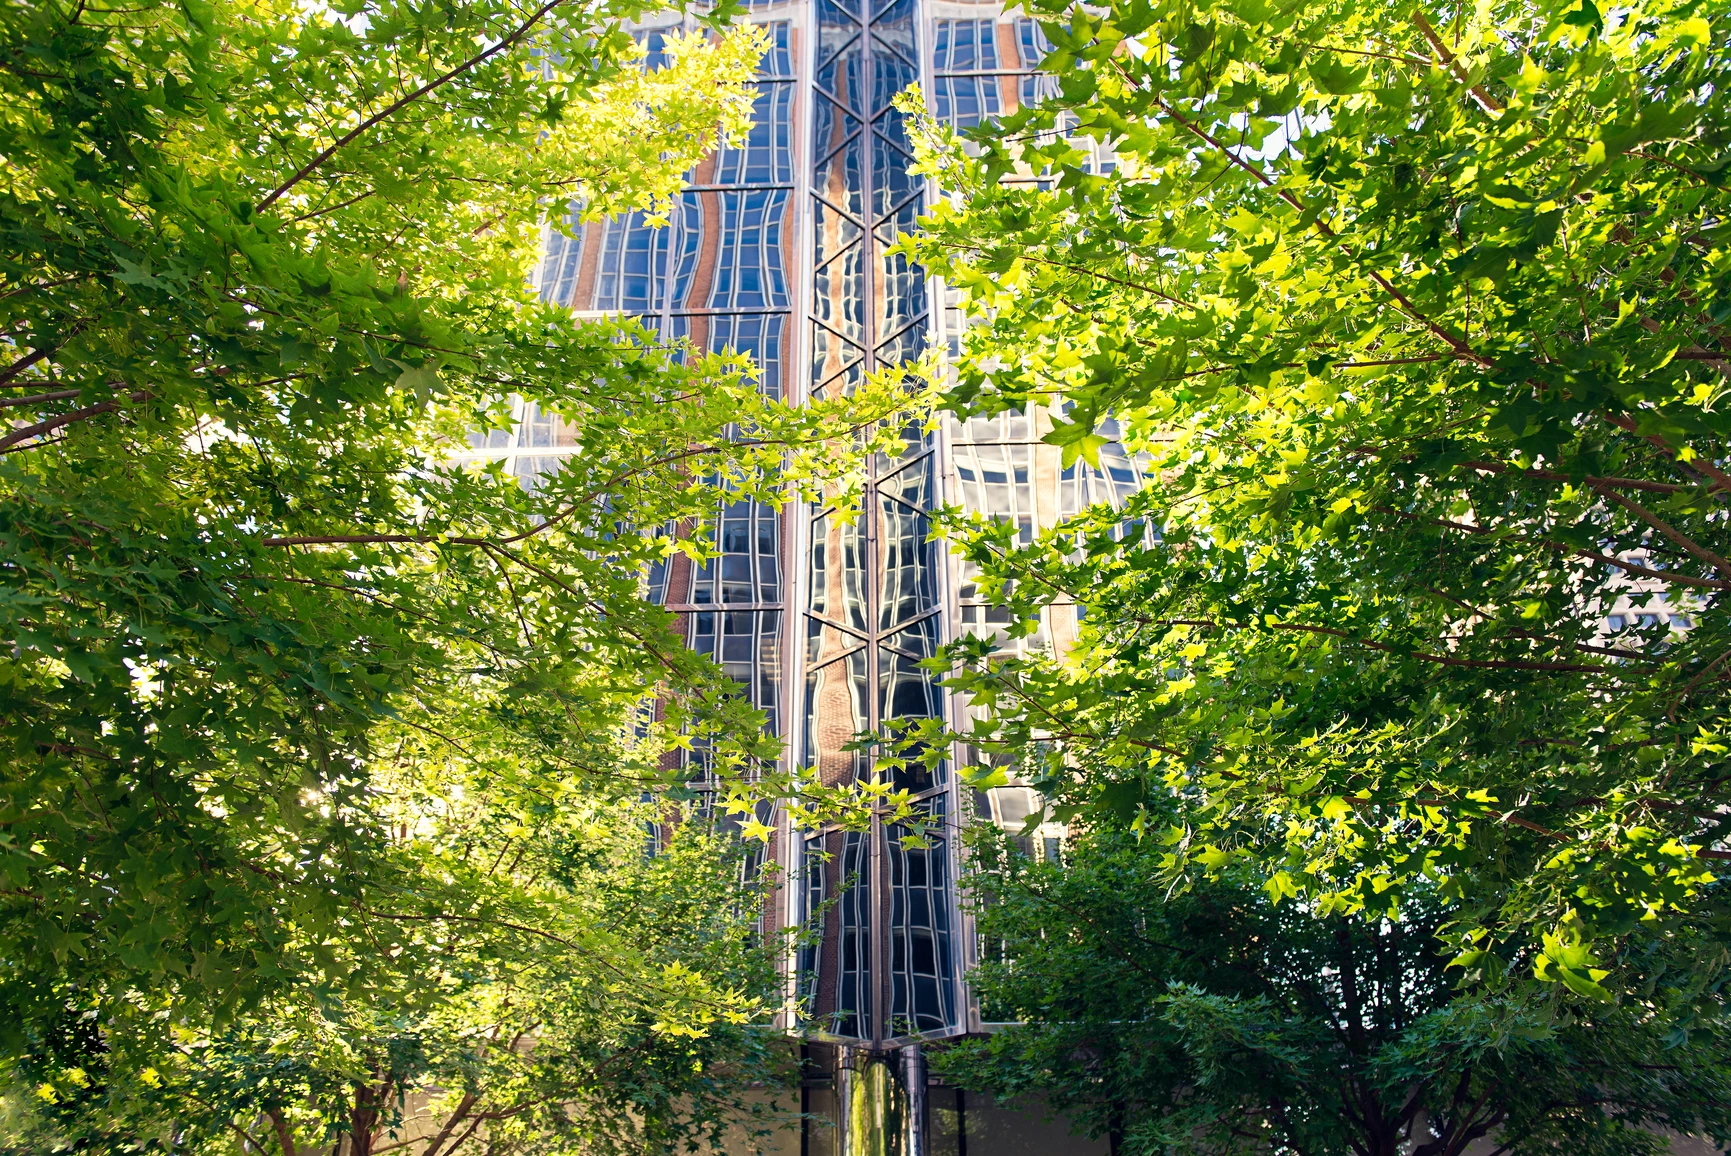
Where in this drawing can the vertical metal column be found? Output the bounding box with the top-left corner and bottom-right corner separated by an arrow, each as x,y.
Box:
901,1043 -> 927,1156
842,1050 -> 902,1156
836,1045 -> 858,1154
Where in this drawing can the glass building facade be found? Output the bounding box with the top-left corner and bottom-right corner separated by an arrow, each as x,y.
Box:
524,5 -> 1130,1151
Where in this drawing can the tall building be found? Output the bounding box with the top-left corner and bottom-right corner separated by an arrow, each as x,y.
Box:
522,4 -> 1134,1151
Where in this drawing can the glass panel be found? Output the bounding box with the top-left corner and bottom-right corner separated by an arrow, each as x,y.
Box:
888,799 -> 956,1035
813,135 -> 866,219
1017,70 -> 1061,112
807,511 -> 869,632
873,187 -> 924,246
933,74 -> 1003,129
880,645 -> 942,727
878,498 -> 938,630
812,247 -> 866,345
635,27 -> 672,71
808,616 -> 867,668
876,321 -> 926,368
691,499 -> 781,605
798,831 -> 827,1019
511,454 -> 562,493
816,39 -> 865,114
711,84 -> 795,185
877,451 -> 934,509
812,94 -> 864,178
953,442 -> 1035,537
803,649 -> 871,785
813,199 -> 865,269
875,236 -> 927,341
814,360 -> 865,400
947,406 -> 1034,445
677,313 -> 787,400
883,615 -> 941,660
538,210 -> 584,306
1099,442 -> 1144,504
817,0 -> 861,74
670,191 -> 703,310
933,18 -> 999,70
700,188 -> 790,308
799,829 -> 873,1040
870,126 -> 918,221
1014,17 -> 1054,69
871,0 -> 918,66
810,319 -> 865,388
645,556 -> 669,606
874,421 -> 932,474
691,609 -> 783,733
870,48 -> 919,117
1058,443 -> 1148,515
758,20 -> 795,78
519,401 -> 556,448
591,210 -> 667,312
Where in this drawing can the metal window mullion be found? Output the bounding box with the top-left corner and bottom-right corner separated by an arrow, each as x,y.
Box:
783,0 -> 823,1031
918,0 -> 976,1043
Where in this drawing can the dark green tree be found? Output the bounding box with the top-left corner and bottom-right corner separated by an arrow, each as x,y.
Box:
0,813 -> 796,1156
901,0 -> 1731,986
940,824 -> 1731,1156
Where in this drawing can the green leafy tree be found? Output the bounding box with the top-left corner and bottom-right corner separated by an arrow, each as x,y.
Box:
940,823 -> 1731,1156
0,0 -> 912,1131
1,810 -> 794,1156
900,0 -> 1731,984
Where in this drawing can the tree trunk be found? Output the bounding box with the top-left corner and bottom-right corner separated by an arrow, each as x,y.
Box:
347,1080 -> 383,1156
268,1108 -> 298,1156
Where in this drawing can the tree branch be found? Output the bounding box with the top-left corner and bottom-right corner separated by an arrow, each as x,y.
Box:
0,389 -> 151,452
1411,10 -> 1505,115
255,0 -> 568,212
1595,487 -> 1731,575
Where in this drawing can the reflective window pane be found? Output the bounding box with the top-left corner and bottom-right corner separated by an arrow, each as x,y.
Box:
933,18 -> 999,69
538,208 -> 584,306
803,649 -> 871,785
676,313 -> 787,399
691,609 -> 783,733
706,188 -> 792,308
889,799 -> 956,1035
691,499 -> 781,605
807,511 -> 868,632
592,211 -> 666,312
878,499 -> 938,631
798,829 -> 873,1038
712,84 -> 795,185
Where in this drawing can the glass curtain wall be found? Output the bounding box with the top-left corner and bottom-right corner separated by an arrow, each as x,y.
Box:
798,0 -> 955,1045
528,0 -> 1135,1058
